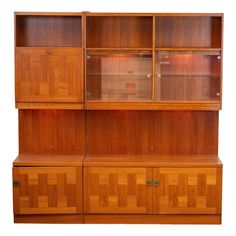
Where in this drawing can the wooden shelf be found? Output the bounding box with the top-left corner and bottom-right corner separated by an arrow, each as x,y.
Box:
16,102 -> 84,110
85,101 -> 221,110
87,48 -> 152,51
84,155 -> 222,167
13,154 -> 222,168
155,48 -> 222,51
13,155 -> 84,167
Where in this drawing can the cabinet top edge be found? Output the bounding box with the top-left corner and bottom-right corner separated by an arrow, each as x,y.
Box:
14,12 -> 83,16
14,12 -> 223,17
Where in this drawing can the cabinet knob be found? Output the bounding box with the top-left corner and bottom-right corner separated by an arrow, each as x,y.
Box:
146,179 -> 152,187
47,50 -> 51,54
153,179 -> 160,187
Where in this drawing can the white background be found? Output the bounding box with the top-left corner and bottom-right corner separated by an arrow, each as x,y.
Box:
0,0 -> 235,235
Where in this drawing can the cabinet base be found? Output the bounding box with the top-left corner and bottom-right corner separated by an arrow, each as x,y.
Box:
14,214 -> 83,224
14,214 -> 221,224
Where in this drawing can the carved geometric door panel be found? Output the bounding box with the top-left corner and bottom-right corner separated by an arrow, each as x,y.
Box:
15,47 -> 83,103
13,167 -> 82,214
153,168 -> 222,214
84,167 -> 153,214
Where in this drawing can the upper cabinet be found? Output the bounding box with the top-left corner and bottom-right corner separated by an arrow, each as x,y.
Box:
15,13 -> 223,110
85,14 -> 223,110
15,13 -> 84,109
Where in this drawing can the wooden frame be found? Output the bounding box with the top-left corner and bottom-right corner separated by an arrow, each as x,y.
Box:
13,12 -> 223,224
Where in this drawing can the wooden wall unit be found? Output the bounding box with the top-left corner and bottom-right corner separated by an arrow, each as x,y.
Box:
13,12 -> 223,224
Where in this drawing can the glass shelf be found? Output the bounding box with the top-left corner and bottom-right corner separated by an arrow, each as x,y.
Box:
86,51 -> 152,101
155,50 -> 221,101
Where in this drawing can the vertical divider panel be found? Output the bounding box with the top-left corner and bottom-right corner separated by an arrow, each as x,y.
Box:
152,16 -> 156,100
83,12 -> 87,104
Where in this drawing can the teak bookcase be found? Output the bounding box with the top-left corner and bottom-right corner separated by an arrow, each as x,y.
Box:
13,12 -> 223,224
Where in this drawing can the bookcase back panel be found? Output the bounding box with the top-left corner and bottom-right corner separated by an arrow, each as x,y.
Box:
16,16 -> 82,47
19,110 -> 84,154
86,16 -> 153,48
155,16 -> 222,48
86,111 -> 218,155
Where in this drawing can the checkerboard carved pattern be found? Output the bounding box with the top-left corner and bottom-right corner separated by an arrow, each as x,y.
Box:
16,48 -> 83,103
84,167 -> 152,213
153,168 -> 222,214
13,167 -> 82,214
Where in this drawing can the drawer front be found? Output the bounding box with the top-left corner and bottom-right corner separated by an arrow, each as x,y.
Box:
13,167 -> 82,215
84,167 -> 152,214
15,47 -> 83,103
153,167 -> 222,214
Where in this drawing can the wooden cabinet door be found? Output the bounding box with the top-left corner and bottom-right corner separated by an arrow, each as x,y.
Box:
15,47 -> 83,103
84,167 -> 153,214
153,168 -> 222,214
13,167 -> 82,214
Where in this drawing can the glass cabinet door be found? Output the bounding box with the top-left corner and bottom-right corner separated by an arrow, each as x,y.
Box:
86,51 -> 152,101
155,50 -> 221,101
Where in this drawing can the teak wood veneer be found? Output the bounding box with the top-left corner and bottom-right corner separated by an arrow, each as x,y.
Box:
13,12 -> 223,224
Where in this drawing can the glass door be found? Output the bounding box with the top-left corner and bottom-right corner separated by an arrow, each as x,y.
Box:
86,51 -> 152,101
155,50 -> 221,101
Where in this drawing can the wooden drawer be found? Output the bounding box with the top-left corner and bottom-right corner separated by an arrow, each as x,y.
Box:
15,47 -> 83,103
13,167 -> 82,215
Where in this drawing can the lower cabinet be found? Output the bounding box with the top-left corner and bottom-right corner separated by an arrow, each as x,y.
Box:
13,167 -> 82,215
12,165 -> 222,222
84,167 -> 222,215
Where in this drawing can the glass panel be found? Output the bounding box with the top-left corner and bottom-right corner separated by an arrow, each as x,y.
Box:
155,50 -> 221,101
86,51 -> 152,101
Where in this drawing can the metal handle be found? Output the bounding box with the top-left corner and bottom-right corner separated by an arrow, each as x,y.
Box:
13,181 -> 20,188
146,179 -> 152,187
156,74 -> 161,79
153,179 -> 160,187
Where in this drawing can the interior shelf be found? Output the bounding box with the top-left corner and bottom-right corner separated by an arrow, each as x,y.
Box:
87,48 -> 153,51
155,48 -> 222,51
